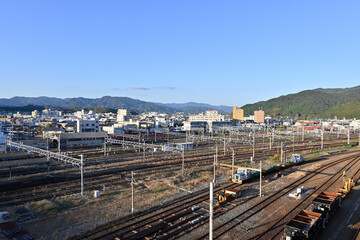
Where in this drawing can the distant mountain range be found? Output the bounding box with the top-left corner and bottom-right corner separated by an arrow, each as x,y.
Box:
2,85 -> 360,118
241,85 -> 360,119
0,96 -> 233,114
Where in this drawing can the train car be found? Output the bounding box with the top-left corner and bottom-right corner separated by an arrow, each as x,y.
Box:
309,191 -> 341,217
284,210 -> 323,240
232,169 -> 252,184
284,191 -> 341,240
291,154 -> 304,163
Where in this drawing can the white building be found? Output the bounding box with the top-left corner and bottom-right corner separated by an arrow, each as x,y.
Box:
76,118 -> 99,133
117,109 -> 129,122
350,120 -> 360,130
102,124 -> 124,134
188,110 -> 224,122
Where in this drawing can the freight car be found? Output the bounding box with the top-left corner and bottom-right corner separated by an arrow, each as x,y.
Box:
111,133 -> 164,142
284,191 -> 341,240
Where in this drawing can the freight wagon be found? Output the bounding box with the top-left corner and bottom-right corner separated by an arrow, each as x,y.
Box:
284,191 -> 341,240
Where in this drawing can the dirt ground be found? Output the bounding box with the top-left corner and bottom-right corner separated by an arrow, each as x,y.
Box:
15,166 -> 222,239
179,151 -> 360,240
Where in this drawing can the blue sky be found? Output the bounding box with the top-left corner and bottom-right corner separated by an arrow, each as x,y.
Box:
1,1 -> 360,106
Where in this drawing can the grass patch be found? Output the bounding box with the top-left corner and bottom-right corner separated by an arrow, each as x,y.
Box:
28,199 -> 83,216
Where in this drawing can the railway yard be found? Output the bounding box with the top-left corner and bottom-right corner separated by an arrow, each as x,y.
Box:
1,130 -> 360,240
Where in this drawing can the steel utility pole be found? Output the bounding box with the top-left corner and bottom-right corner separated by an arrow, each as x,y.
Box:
131,170 -> 134,213
104,138 -> 107,156
293,133 -> 295,153
215,145 -> 218,164
47,140 -> 50,175
321,130 -> 324,149
223,137 -> 226,156
58,135 -> 61,153
232,149 -> 235,180
80,154 -> 84,197
260,160 -> 262,197
182,146 -> 185,176
302,127 -> 305,142
252,132 -> 255,161
209,181 -> 214,240
143,141 -> 146,162
213,154 -> 216,185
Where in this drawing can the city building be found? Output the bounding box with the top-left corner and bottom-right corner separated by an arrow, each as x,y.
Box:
188,110 -> 224,122
182,121 -> 207,132
102,124 -> 124,134
117,109 -> 129,122
233,106 -> 244,121
254,110 -> 265,123
76,118 -> 99,133
55,132 -> 108,150
31,110 -> 39,117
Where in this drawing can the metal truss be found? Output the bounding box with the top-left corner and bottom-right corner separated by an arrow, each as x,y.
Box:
6,139 -> 82,167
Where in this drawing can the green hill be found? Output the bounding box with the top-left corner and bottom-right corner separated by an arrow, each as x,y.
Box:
241,86 -> 360,118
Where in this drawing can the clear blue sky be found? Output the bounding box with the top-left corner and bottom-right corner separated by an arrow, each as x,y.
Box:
1,1 -> 360,107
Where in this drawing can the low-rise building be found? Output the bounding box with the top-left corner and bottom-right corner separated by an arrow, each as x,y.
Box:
76,118 -> 99,133
182,121 -> 207,132
55,132 -> 108,150
188,110 -> 224,122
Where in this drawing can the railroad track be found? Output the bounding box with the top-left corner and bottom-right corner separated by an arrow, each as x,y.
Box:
72,151 -> 359,240
0,139 -> 354,207
188,153 -> 360,240
258,153 -> 360,240
70,182 -> 240,240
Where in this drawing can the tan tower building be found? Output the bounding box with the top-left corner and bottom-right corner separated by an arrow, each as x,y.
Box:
233,106 -> 244,121
254,110 -> 265,123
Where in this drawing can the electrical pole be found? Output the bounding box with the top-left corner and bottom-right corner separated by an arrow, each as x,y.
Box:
104,138 -> 107,156
321,130 -> 324,149
223,137 -> 226,156
302,127 -> 304,142
47,139 -> 50,176
232,149 -> 235,180
252,132 -> 255,161
58,135 -> 61,154
348,129 -> 350,145
293,133 -> 295,153
182,146 -> 185,176
215,145 -> 218,164
213,154 -> 216,184
209,181 -> 213,240
281,142 -> 283,163
260,160 -> 262,197
131,170 -> 134,213
80,154 -> 84,197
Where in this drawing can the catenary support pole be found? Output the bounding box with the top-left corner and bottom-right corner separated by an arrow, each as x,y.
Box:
131,170 -> 134,213
232,149 -> 235,180
209,181 -> 213,240
321,130 -> 324,149
80,154 -> 84,197
182,146 -> 185,176
260,160 -> 262,197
